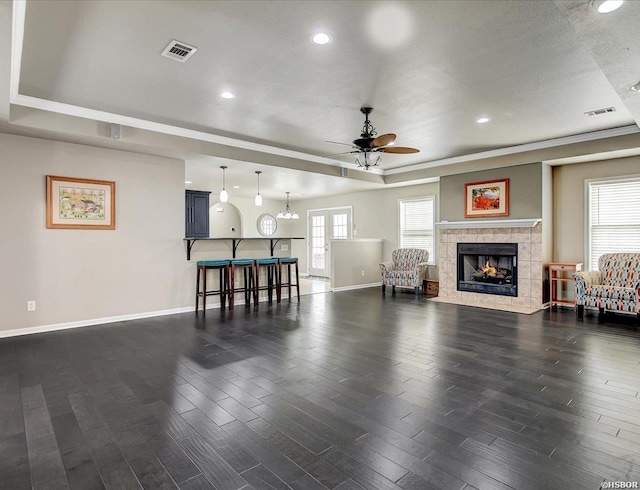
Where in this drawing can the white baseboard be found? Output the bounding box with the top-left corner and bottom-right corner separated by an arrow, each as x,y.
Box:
330,282 -> 380,292
0,305 -> 199,339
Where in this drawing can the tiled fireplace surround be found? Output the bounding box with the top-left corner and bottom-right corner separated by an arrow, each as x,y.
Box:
436,223 -> 543,314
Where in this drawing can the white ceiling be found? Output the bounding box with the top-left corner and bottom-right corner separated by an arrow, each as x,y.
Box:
3,0 -> 640,195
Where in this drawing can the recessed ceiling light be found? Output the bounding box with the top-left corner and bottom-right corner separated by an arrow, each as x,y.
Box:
233,185 -> 240,189
185,181 -> 192,184
220,91 -> 235,99
594,0 -> 624,13
476,117 -> 491,124
311,32 -> 331,45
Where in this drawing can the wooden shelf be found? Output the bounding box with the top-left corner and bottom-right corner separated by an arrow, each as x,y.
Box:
549,262 -> 582,309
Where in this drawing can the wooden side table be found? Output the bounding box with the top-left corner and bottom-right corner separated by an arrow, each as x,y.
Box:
549,262 -> 582,309
423,279 -> 439,296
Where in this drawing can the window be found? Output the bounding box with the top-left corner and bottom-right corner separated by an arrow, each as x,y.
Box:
588,177 -> 640,270
399,196 -> 435,263
257,213 -> 277,236
332,213 -> 348,239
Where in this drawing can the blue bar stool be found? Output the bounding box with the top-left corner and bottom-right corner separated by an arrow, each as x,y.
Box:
278,257 -> 300,302
195,260 -> 230,313
253,258 -> 281,306
229,259 -> 256,309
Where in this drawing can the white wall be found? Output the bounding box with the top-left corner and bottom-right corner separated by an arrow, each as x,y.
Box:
287,182 -> 439,273
0,133 -> 190,333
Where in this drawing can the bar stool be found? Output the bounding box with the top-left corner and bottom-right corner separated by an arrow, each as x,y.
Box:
253,258 -> 281,306
195,260 -> 230,313
278,257 -> 300,302
229,259 -> 256,309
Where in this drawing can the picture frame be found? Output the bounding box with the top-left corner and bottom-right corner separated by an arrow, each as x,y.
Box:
46,175 -> 116,229
464,178 -> 509,218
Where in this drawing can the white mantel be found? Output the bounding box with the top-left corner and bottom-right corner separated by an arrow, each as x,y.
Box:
436,219 -> 541,229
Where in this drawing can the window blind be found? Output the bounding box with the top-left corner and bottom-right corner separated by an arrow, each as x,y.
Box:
399,197 -> 435,262
588,178 -> 640,270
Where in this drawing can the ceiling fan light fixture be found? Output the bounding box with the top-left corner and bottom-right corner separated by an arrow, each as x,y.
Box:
311,32 -> 331,45
592,0 -> 624,13
631,81 -> 640,92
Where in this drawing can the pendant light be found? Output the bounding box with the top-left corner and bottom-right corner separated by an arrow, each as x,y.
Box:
277,192 -> 299,219
254,171 -> 263,206
219,166 -> 229,203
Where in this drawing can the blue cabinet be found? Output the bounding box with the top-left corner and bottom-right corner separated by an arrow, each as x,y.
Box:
185,190 -> 210,238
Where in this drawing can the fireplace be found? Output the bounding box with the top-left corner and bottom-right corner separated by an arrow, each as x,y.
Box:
457,243 -> 518,297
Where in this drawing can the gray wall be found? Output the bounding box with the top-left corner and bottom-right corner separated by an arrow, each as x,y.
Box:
330,240 -> 383,289
288,182 -> 440,273
0,133 -> 190,333
553,155 -> 640,264
439,162 -> 543,221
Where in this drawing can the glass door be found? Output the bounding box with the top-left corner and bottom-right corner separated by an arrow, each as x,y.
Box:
308,208 -> 352,278
309,211 -> 329,277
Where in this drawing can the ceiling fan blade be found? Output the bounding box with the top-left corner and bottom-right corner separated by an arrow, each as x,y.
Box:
381,146 -> 420,154
325,140 -> 356,147
322,150 -> 357,157
371,133 -> 396,147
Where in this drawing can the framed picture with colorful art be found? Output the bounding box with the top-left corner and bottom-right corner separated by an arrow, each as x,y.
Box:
464,178 -> 509,218
46,175 -> 116,229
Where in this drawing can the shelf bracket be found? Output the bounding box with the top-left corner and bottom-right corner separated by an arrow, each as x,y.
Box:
270,239 -> 282,256
186,239 -> 197,261
232,239 -> 243,258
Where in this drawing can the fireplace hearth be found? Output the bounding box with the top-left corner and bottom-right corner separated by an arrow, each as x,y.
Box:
457,243 -> 518,297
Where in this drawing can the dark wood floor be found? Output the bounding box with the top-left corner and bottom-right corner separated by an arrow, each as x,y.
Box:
1,288 -> 640,490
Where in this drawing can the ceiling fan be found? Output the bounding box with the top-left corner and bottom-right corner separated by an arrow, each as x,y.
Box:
326,107 -> 419,170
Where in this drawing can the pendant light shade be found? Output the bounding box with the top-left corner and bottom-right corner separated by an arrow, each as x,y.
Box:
219,166 -> 229,202
277,192 -> 298,219
254,171 -> 263,207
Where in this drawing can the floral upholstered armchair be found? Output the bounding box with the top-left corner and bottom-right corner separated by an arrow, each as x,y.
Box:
380,248 -> 430,295
574,253 -> 640,322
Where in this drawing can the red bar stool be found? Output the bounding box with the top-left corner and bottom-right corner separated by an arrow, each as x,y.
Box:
195,260 -> 230,313
253,258 -> 281,306
229,259 -> 256,309
278,257 -> 300,302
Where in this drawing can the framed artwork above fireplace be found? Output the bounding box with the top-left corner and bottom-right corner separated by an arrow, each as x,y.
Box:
464,178 -> 509,218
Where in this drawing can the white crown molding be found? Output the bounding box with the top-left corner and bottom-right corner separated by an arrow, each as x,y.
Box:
9,1 -> 384,175
385,125 -> 640,175
9,0 -> 637,180
436,218 -> 541,229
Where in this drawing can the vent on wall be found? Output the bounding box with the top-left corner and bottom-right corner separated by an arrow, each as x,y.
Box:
584,107 -> 616,117
161,40 -> 197,63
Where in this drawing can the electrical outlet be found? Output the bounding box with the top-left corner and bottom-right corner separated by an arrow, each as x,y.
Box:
361,270 -> 365,276
27,301 -> 36,311
281,244 -> 289,251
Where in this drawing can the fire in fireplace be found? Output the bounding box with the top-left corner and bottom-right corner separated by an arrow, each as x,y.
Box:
457,243 -> 518,297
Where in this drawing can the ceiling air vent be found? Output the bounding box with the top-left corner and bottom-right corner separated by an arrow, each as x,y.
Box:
161,40 -> 197,63
584,107 -> 616,117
